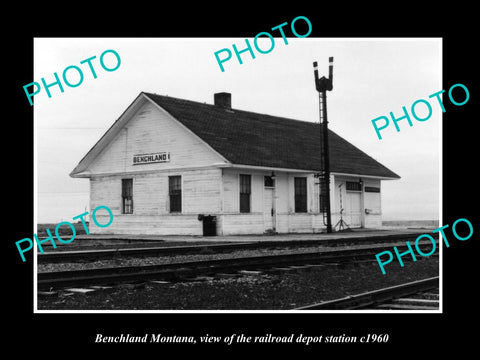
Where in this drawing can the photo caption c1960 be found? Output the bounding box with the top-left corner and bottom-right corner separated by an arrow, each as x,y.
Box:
94,332 -> 390,345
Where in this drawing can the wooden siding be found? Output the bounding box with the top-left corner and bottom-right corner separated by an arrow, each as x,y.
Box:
364,178 -> 382,228
220,168 -> 329,234
84,99 -> 227,235
89,169 -> 382,235
333,176 -> 382,229
364,179 -> 381,214
90,214 -> 203,235
221,214 -> 264,235
221,169 -> 264,214
90,168 -> 222,235
288,214 -> 322,233
275,213 -> 325,233
222,169 -> 320,215
275,173 -> 289,214
84,99 -> 384,234
87,101 -> 225,176
286,173 -> 317,213
222,170 -> 239,213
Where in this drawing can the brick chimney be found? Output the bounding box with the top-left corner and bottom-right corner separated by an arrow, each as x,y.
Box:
214,92 -> 231,109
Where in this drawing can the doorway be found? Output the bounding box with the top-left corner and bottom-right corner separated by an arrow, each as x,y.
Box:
263,175 -> 275,232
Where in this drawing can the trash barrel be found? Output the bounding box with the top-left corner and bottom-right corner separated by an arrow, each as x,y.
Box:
202,215 -> 217,236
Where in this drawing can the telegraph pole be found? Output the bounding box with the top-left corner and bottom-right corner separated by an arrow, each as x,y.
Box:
313,57 -> 333,233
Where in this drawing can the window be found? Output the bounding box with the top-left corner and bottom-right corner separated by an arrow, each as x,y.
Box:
294,177 -> 307,213
122,179 -> 133,214
169,176 -> 182,213
264,175 -> 275,188
239,174 -> 251,213
346,181 -> 362,191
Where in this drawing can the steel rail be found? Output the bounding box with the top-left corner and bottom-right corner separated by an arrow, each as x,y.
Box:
294,276 -> 440,310
37,232 -> 430,263
37,242 -> 437,290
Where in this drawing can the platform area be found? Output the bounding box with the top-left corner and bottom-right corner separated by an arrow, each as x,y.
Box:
68,227 -> 435,245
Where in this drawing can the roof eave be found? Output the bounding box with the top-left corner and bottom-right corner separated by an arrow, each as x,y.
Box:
226,164 -> 400,179
69,171 -> 91,178
331,171 -> 400,180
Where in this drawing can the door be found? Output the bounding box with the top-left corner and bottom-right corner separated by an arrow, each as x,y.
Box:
345,191 -> 362,227
264,187 -> 274,231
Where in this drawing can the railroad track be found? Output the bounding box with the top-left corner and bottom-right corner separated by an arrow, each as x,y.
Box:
37,242 -> 436,290
38,232 -> 431,263
294,276 -> 439,310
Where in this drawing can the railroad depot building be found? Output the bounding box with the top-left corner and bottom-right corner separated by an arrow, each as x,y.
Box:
70,92 -> 400,235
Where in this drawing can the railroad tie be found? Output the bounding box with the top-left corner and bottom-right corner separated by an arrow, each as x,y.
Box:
64,288 -> 98,295
391,298 -> 439,307
238,270 -> 263,276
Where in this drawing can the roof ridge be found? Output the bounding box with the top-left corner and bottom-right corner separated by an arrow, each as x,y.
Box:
140,91 -> 399,179
143,92 -> 319,127
71,91 -> 400,179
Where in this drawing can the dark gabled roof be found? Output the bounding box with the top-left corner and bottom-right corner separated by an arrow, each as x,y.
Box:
144,92 -> 400,179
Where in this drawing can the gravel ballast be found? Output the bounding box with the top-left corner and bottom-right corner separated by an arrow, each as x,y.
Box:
37,257 -> 439,310
37,242 -> 409,272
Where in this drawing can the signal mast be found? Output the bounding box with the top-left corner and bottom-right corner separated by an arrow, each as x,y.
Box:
313,57 -> 334,233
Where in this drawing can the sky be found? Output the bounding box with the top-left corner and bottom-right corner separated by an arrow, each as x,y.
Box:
34,37 -> 441,223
